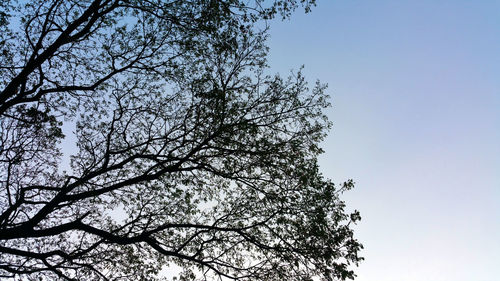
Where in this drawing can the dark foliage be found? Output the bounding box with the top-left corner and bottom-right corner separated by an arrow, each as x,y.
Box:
0,0 -> 362,280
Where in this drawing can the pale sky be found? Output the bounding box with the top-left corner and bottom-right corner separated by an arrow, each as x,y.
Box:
267,1 -> 500,280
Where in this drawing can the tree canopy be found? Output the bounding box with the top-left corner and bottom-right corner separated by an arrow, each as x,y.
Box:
0,0 -> 362,280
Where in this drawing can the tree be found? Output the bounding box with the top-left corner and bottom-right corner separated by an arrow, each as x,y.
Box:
0,0 -> 363,280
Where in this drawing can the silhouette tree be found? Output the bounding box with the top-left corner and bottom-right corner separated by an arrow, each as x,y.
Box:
0,0 -> 362,280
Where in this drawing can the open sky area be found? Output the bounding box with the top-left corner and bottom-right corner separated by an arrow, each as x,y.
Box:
267,1 -> 500,280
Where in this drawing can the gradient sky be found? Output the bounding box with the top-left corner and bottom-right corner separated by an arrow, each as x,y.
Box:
267,1 -> 500,280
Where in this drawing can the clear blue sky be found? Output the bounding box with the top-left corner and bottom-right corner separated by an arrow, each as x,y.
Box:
267,1 -> 500,280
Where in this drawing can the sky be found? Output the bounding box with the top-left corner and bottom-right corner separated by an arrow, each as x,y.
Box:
266,1 -> 500,281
